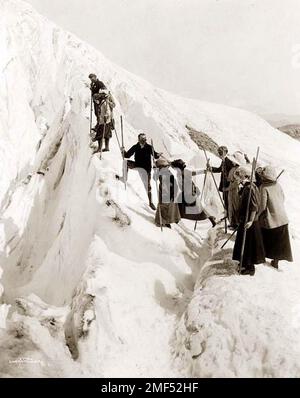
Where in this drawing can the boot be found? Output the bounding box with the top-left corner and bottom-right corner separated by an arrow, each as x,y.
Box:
208,216 -> 216,228
102,138 -> 110,152
240,266 -> 255,276
148,191 -> 156,210
271,259 -> 279,269
149,202 -> 156,210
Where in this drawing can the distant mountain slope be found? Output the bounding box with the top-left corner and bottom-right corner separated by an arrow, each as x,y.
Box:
278,124 -> 300,141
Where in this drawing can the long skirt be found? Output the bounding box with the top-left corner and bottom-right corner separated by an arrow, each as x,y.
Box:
233,221 -> 265,268
261,224 -> 293,262
228,184 -> 240,227
155,203 -> 181,226
178,203 -> 207,221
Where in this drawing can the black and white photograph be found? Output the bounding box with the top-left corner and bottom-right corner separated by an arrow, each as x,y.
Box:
0,0 -> 300,381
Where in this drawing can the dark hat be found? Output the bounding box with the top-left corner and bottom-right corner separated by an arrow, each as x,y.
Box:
218,145 -> 228,155
171,159 -> 186,170
89,73 -> 97,79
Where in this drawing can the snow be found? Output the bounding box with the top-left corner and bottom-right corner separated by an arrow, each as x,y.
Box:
0,0 -> 300,378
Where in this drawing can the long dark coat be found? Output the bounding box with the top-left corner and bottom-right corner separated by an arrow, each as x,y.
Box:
233,182 -> 265,268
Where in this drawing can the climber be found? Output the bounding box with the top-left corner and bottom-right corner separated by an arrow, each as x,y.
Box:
232,166 -> 265,276
225,151 -> 249,229
257,165 -> 293,269
208,146 -> 235,213
170,159 -> 216,227
89,73 -> 107,116
154,158 -> 181,229
120,133 -> 162,210
92,90 -> 115,154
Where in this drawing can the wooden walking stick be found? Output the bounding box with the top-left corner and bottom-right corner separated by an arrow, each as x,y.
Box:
239,147 -> 260,274
90,92 -> 93,135
276,169 -> 285,181
114,128 -> 122,155
202,149 -> 227,219
194,166 -> 208,231
222,160 -> 228,234
99,122 -> 106,160
120,116 -> 127,190
221,226 -> 238,249
151,139 -> 163,232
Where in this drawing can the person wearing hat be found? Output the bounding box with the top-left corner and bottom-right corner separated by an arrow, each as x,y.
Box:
88,74 -> 107,116
209,146 -> 236,214
154,158 -> 181,229
232,165 -> 265,276
92,90 -> 115,153
258,165 -> 293,269
226,151 -> 249,229
121,133 -> 162,210
170,159 -> 216,227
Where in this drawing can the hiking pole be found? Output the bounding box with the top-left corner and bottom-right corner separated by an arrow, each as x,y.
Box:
120,116 -> 127,190
194,166 -> 208,231
221,226 -> 238,249
99,123 -> 106,160
239,147 -> 260,274
90,93 -> 93,135
202,149 -> 227,213
277,169 -> 285,181
222,160 -> 228,234
203,149 -> 228,233
114,128 -> 122,156
151,139 -> 163,232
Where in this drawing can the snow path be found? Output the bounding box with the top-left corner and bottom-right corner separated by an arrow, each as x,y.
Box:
174,228 -> 300,378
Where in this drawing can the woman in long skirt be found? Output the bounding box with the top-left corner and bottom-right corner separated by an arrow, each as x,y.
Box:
154,158 -> 181,229
226,151 -> 250,229
170,159 -> 216,227
232,166 -> 265,276
258,166 -> 293,269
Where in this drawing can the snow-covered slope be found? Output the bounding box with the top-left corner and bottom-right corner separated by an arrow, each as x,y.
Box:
0,0 -> 300,378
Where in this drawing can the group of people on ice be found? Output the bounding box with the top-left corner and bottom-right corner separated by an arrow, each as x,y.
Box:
88,73 -> 293,276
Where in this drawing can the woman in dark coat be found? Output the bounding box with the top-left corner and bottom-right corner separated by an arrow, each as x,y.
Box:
170,159 -> 216,227
154,158 -> 181,229
258,166 -> 293,269
232,166 -> 265,276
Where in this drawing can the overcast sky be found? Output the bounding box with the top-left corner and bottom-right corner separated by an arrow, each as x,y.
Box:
26,0 -> 300,117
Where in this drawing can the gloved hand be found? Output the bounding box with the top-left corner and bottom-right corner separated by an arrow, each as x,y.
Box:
245,221 -> 253,230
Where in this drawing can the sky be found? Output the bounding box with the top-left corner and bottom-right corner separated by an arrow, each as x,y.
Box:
26,0 -> 300,118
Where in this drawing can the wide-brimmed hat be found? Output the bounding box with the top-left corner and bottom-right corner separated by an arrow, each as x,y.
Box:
234,165 -> 253,180
227,151 -> 247,166
257,165 -> 277,182
156,158 -> 170,168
